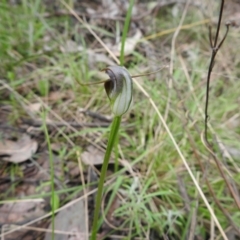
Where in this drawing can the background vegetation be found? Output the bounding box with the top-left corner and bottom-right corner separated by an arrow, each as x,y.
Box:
0,0 -> 240,239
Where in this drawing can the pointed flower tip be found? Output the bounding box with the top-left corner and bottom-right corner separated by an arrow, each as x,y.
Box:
104,66 -> 133,116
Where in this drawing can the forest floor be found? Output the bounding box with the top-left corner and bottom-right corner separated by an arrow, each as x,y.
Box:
0,0 -> 240,239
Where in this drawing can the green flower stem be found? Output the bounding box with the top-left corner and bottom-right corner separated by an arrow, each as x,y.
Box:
91,116 -> 122,240
120,0 -> 135,66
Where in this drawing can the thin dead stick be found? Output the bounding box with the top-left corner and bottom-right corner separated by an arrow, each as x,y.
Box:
178,55 -> 239,174
203,0 -> 240,209
204,0 -> 230,142
2,225 -> 80,236
144,19 -> 210,41
172,72 -> 240,234
76,150 -> 89,240
179,53 -> 240,209
21,118 -> 110,128
0,199 -> 44,204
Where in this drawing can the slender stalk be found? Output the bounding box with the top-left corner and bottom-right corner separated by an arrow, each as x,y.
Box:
91,116 -> 122,240
120,0 -> 135,66
204,0 -> 226,143
42,110 -> 55,240
114,131 -> 119,173
91,1 -> 134,238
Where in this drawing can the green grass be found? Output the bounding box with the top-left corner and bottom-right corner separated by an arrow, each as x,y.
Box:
0,0 -> 240,239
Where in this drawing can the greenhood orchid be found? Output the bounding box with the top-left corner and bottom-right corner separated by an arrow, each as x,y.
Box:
104,66 -> 133,116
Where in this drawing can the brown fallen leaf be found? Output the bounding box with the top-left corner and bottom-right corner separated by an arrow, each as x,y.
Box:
0,200 -> 45,224
0,134 -> 38,163
81,145 -> 113,165
0,200 -> 46,240
81,146 -> 135,175
27,102 -> 42,113
44,198 -> 87,240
